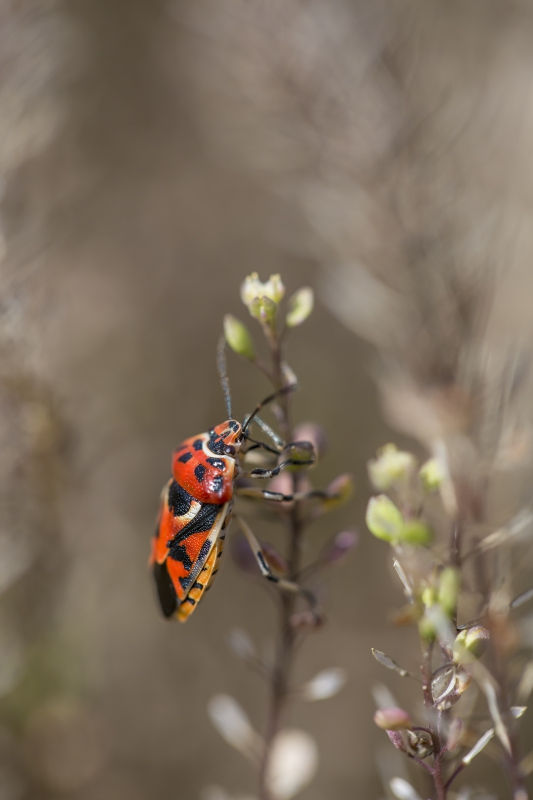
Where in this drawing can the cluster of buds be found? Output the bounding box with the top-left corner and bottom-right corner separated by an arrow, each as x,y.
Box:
365,444 -> 444,550
368,440 -> 494,790
224,273 -> 314,359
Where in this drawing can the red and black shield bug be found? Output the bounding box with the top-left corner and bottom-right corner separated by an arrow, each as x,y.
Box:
149,344 -> 323,622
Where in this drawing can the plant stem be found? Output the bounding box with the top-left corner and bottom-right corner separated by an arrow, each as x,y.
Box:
257,333 -> 304,800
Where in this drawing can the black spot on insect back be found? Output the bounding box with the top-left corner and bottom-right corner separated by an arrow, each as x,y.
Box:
206,457 -> 226,470
195,464 -> 206,483
207,432 -> 226,455
193,439 -> 204,451
212,475 -> 224,494
169,544 -> 193,571
178,451 -> 192,463
168,481 -> 194,517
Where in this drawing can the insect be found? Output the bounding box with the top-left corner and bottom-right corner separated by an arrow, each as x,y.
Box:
149,344 -> 319,622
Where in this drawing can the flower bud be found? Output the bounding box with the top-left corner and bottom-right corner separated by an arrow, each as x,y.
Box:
261,542 -> 288,575
418,614 -> 436,642
282,441 -> 316,470
373,707 -> 412,731
453,625 -> 489,664
286,287 -> 314,327
419,458 -> 445,493
241,273 -> 285,308
223,315 -> 255,360
421,585 -> 437,608
289,610 -> 324,630
249,296 -> 278,323
431,666 -> 472,711
438,568 -> 461,617
365,495 -> 404,544
398,519 -> 433,547
293,422 -> 328,459
368,444 -> 417,492
322,474 -> 354,509
321,530 -> 358,566
405,729 -> 433,758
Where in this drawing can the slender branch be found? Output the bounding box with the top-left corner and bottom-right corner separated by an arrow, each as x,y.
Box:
257,331 -> 304,800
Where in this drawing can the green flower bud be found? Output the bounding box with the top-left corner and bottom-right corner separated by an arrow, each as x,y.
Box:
453,625 -> 489,664
241,273 -> 285,308
438,568 -> 461,617
249,296 -> 278,323
421,585 -> 437,608
282,441 -> 316,470
373,707 -> 412,731
365,495 -> 404,544
286,287 -> 314,327
419,458 -> 445,493
398,519 -> 433,547
418,613 -> 436,641
368,444 -> 417,491
223,315 -> 255,360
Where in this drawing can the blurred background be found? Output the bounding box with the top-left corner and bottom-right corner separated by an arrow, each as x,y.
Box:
2,0 -> 533,798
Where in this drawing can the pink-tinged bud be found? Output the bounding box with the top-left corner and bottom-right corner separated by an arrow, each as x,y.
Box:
267,472 -> 293,499
373,707 -> 412,731
290,610 -> 324,630
261,542 -> 288,574
322,530 -> 359,565
293,423 -> 328,459
323,474 -> 354,509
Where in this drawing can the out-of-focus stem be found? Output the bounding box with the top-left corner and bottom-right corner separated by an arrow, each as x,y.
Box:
257,331 -> 304,800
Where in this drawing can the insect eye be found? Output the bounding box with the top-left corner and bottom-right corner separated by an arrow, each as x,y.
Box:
224,445 -> 236,456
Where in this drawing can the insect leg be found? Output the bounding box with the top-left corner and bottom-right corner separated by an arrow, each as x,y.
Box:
234,514 -> 320,619
241,458 -> 315,479
236,487 -> 331,502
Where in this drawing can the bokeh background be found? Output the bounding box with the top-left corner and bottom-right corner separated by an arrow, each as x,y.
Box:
2,1 -> 533,798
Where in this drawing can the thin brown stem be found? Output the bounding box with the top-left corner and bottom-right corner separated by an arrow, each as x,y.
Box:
257,332 -> 305,800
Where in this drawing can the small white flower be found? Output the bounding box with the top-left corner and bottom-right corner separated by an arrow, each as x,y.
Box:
265,729 -> 318,799
390,777 -> 423,800
208,695 -> 263,762
241,273 -> 285,307
368,444 -> 416,492
301,668 -> 347,701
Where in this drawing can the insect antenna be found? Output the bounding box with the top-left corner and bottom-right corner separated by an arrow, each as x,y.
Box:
242,384 -> 298,436
217,336 -> 233,419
